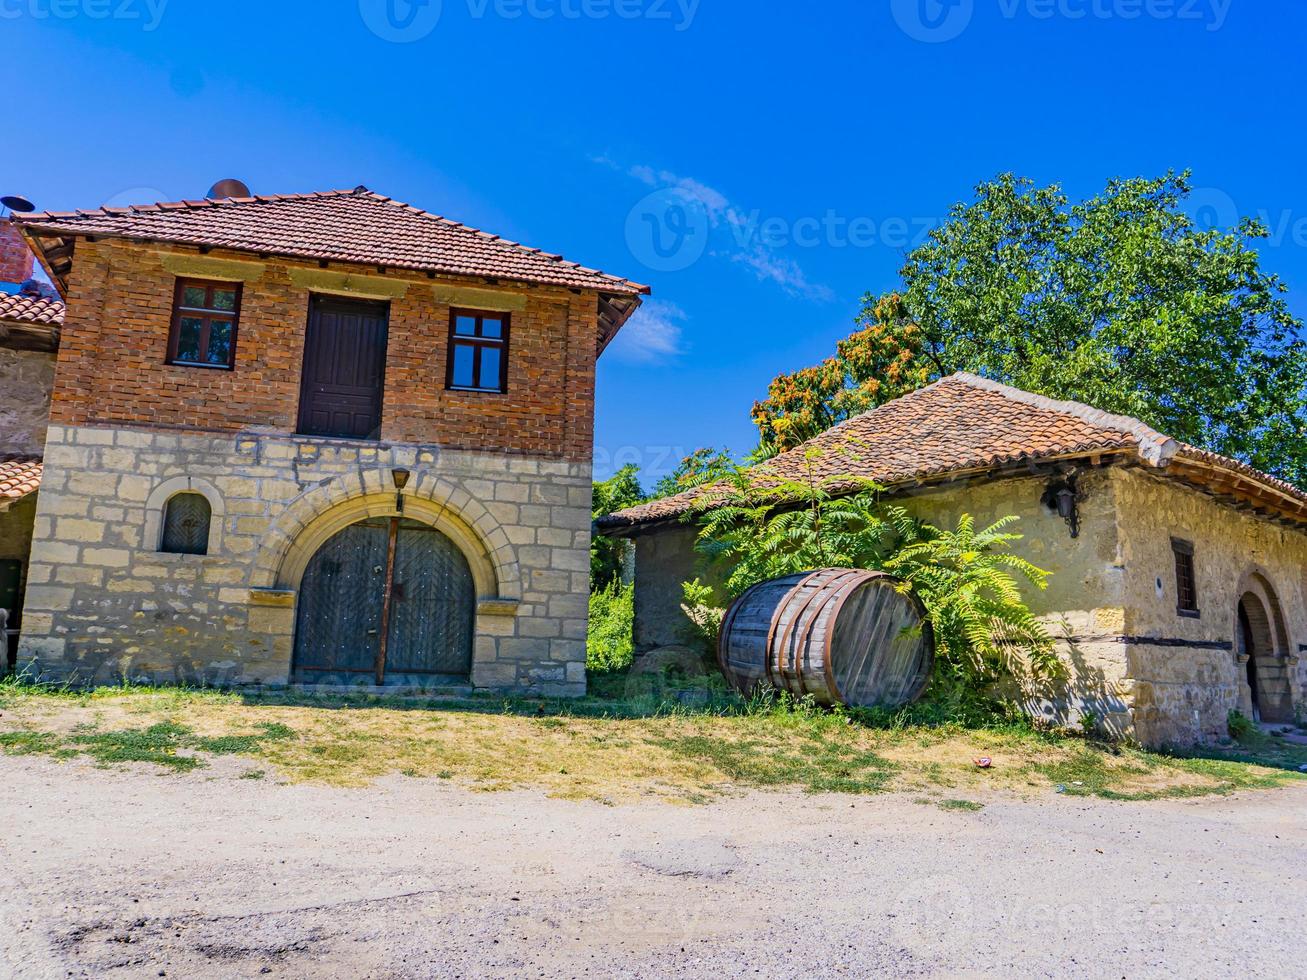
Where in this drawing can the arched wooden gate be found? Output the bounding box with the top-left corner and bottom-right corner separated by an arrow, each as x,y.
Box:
291,517 -> 476,684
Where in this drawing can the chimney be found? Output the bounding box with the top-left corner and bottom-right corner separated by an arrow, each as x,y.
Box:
0,218 -> 35,285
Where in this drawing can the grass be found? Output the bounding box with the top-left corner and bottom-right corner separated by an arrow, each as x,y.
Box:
0,671 -> 1304,804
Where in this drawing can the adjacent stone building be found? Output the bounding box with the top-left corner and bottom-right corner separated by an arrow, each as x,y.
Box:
0,219 -> 62,670
599,374 -> 1307,746
9,187 -> 647,694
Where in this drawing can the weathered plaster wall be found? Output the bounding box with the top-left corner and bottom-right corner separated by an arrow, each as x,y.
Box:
0,348 -> 55,455
19,424 -> 591,694
631,524 -> 728,651
878,470 -> 1135,736
1113,468 -> 1306,745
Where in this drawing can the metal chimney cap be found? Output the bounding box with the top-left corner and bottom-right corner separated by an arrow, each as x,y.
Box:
1,195 -> 35,213
206,179 -> 252,200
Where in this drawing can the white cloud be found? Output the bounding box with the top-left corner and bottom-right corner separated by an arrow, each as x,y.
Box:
597,155 -> 831,301
606,300 -> 687,365
733,247 -> 834,302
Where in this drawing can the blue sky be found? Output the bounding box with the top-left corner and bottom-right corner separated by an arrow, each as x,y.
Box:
4,0 -> 1305,485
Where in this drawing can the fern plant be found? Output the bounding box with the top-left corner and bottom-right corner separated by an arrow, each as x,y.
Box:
687,453 -> 1058,692
692,450 -> 893,596
878,509 -> 1058,685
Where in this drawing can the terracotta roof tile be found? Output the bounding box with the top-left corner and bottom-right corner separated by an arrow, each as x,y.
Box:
0,292 -> 64,326
16,187 -> 649,296
599,373 -> 1307,530
0,455 -> 42,504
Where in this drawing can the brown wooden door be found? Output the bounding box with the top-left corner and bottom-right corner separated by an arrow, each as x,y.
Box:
297,295 -> 389,440
292,518 -> 475,684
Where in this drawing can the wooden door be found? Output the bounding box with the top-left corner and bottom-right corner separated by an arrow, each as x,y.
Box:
292,521 -> 390,679
385,522 -> 476,677
297,295 -> 389,440
292,519 -> 476,683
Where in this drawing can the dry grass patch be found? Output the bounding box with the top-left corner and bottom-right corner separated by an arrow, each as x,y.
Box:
0,680 -> 1303,804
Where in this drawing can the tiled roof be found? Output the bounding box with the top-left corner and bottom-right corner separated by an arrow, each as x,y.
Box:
0,455 -> 42,506
16,187 -> 649,296
599,373 -> 1307,531
0,291 -> 64,326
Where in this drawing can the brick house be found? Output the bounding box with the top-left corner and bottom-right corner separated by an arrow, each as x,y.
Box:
600,374 -> 1307,746
8,186 -> 647,693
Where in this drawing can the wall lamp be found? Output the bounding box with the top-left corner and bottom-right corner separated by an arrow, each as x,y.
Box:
1041,472 -> 1082,539
391,468 -> 411,514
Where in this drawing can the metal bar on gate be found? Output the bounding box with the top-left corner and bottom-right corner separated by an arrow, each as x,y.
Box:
375,517 -> 400,685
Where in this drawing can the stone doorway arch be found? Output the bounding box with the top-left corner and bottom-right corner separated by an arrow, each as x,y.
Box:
1235,573 -> 1295,724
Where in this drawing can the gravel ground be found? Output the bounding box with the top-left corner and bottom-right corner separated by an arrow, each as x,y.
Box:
1,754 -> 1303,979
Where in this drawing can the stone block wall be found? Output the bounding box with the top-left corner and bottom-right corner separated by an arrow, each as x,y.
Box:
19,423 -> 592,695
1113,467 -> 1307,745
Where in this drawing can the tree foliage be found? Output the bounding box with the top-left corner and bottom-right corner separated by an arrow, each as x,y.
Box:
752,172 -> 1307,483
689,455 -> 1057,689
752,294 -> 931,451
587,581 -> 635,673
591,464 -> 644,590
651,447 -> 737,499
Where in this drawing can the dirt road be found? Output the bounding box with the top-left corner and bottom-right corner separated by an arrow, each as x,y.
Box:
1,754 -> 1303,978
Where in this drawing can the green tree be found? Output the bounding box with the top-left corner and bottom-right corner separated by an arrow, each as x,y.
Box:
755,172 -> 1307,483
591,464 -> 644,589
752,294 -> 931,451
651,447 -> 737,499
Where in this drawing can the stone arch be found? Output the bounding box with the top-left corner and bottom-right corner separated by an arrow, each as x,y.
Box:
250,467 -> 521,603
1234,568 -> 1295,723
143,475 -> 226,553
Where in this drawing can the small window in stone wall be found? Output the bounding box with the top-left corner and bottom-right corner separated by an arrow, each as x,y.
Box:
161,493 -> 212,556
1171,537 -> 1199,618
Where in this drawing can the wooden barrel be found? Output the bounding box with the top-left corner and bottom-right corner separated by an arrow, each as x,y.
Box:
716,569 -> 933,708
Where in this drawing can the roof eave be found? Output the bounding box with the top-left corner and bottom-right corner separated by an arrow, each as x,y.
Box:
14,221 -> 650,300
597,447 -> 1141,538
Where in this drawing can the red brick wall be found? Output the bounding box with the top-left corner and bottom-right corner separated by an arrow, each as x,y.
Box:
0,219 -> 35,283
50,241 -> 602,460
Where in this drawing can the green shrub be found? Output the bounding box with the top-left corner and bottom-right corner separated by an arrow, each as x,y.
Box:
587,582 -> 635,673
679,578 -> 725,656
1227,708 -> 1255,740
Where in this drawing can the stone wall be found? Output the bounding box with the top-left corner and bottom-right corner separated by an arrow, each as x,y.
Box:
0,348 -> 55,455
1113,467 -> 1306,745
49,240 -> 600,461
18,423 -> 591,694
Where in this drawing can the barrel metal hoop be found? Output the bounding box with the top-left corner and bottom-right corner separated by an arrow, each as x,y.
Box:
779,570 -> 842,697
820,569 -> 884,703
